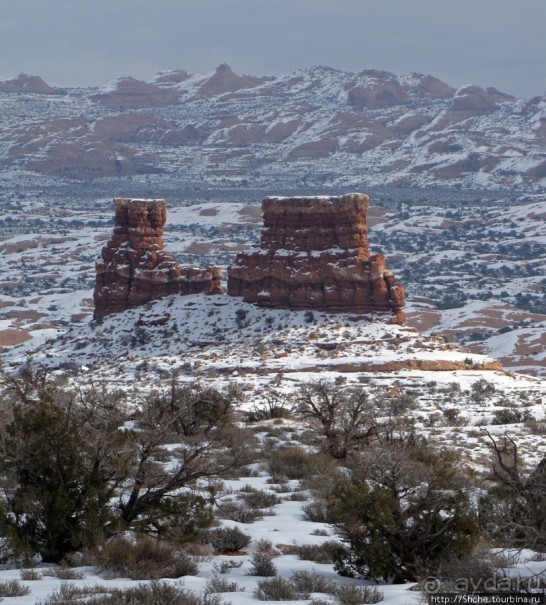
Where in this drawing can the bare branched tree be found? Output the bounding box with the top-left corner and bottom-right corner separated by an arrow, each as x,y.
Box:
293,379 -> 379,458
481,429 -> 546,552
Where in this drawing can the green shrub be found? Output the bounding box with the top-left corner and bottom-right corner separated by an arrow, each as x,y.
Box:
330,444 -> 480,582
491,408 -> 525,425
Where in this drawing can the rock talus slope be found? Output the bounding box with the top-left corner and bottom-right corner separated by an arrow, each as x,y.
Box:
94,198 -> 223,317
228,193 -> 405,321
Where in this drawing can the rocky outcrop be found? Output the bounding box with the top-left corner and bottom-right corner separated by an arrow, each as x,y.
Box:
91,77 -> 181,108
227,193 -> 405,322
0,73 -> 60,95
94,199 -> 223,318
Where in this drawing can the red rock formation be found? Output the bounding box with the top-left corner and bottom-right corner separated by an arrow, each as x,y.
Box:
94,198 -> 223,318
227,193 -> 405,322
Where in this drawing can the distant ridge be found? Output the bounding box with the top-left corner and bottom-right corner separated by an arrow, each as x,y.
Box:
0,64 -> 544,190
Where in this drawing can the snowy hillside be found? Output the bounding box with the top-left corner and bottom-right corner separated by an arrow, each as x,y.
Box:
0,65 -> 544,190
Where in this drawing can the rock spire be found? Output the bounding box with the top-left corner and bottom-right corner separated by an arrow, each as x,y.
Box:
93,198 -> 223,318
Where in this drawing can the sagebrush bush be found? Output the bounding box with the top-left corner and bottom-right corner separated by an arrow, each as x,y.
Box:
213,559 -> 244,574
289,570 -> 336,594
301,499 -> 330,522
268,446 -> 334,480
20,568 -> 41,580
37,580 -> 220,605
36,582 -> 110,604
207,526 -> 251,553
216,500 -> 264,523
0,579 -> 31,597
254,538 -> 277,555
43,567 -> 85,579
297,541 -> 346,564
254,576 -> 308,601
205,574 -> 244,593
247,552 -> 277,576
239,487 -> 280,509
94,535 -> 198,580
334,585 -> 384,605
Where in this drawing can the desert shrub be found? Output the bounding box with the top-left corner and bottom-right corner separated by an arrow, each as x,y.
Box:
94,535 -> 198,580
287,491 -> 309,501
0,579 -> 31,597
216,500 -> 264,523
491,408 -> 525,425
213,559 -> 244,574
334,585 -> 384,605
247,552 -> 277,576
38,580 -> 220,605
36,583 -> 111,605
207,526 -> 251,553
289,570 -> 336,594
297,541 -> 347,564
254,538 -> 277,555
302,499 -> 330,522
254,576 -> 307,601
384,394 -> 418,417
244,390 -> 294,421
43,567 -> 85,579
239,487 -> 280,509
470,379 -> 496,403
205,574 -> 244,593
20,568 -> 41,580
132,494 -> 215,543
431,547 -> 510,593
269,446 -> 334,480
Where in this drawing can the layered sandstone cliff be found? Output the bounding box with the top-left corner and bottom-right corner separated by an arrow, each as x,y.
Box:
227,193 -> 405,322
94,198 -> 223,318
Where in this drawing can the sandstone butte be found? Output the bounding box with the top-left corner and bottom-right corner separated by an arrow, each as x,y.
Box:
93,198 -> 223,318
227,193 -> 406,323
